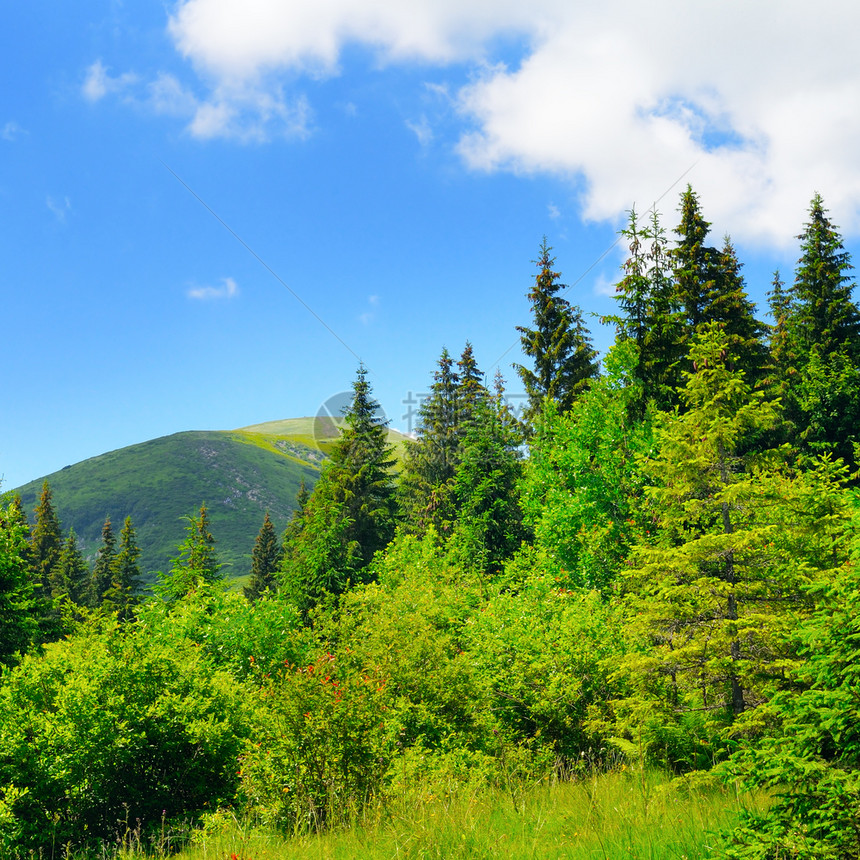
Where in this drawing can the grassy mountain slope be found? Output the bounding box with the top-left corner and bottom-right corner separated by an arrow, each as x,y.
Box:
12,419 -> 410,585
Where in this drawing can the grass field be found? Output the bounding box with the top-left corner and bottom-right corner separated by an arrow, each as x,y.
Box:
69,768 -> 761,860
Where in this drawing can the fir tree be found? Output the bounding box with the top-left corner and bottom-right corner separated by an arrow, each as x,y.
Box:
613,207 -> 682,412
790,192 -> 860,358
103,516 -> 142,617
282,365 -> 396,614
450,399 -> 525,582
245,512 -> 282,601
514,239 -> 599,429
613,327 -> 851,766
89,517 -> 117,606
669,188 -> 767,383
159,504 -> 221,601
52,528 -> 90,606
456,341 -> 489,439
0,497 -> 36,664
400,348 -> 462,533
29,481 -> 61,599
670,186 -> 719,332
779,194 -> 860,465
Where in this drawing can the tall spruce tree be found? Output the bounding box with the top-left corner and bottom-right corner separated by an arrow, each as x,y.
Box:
515,239 -> 598,429
613,207 -> 682,412
159,504 -> 221,601
0,497 -> 36,664
244,512 -> 282,600
456,341 -> 489,439
779,194 -> 860,465
670,187 -> 766,384
29,481 -> 61,600
52,528 -> 90,606
103,516 -> 142,617
400,348 -> 462,534
89,517 -> 117,606
282,365 -> 396,614
613,327 -> 851,767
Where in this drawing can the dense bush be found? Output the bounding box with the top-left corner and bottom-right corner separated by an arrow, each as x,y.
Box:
0,619 -> 253,855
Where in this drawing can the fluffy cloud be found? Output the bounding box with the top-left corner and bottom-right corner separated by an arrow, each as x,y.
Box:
82,60 -> 138,102
187,277 -> 239,300
160,0 -> 860,243
1,121 -> 25,142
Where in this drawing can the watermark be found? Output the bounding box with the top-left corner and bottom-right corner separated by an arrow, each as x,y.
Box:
313,391 -> 388,446
313,390 -> 529,446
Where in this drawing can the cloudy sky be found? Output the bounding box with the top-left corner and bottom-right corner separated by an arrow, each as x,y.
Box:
3,1 -> 859,490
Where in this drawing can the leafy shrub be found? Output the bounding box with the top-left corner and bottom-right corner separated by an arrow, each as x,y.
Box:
0,618 -> 253,856
137,582 -> 311,680
239,651 -> 392,833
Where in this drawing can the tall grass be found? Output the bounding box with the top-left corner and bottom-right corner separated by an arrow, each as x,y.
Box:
66,767 -> 762,860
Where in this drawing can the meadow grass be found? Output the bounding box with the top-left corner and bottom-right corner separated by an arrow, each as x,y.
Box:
75,768 -> 762,860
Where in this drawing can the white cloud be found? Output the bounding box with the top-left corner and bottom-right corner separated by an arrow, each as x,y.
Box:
1,121 -> 25,142
359,294 -> 380,324
82,60 -> 138,102
159,0 -> 860,244
406,115 -> 433,147
187,276 -> 239,300
46,196 -> 71,222
547,203 -> 560,220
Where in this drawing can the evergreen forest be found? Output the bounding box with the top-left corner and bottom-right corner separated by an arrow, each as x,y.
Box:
3,187 -> 860,859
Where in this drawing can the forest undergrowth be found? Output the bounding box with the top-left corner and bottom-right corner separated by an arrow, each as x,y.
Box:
59,767 -> 764,860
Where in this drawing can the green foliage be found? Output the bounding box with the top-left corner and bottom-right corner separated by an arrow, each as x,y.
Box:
0,620 -> 252,856
0,499 -> 36,666
611,328 -> 851,768
520,340 -> 650,591
89,516 -> 117,606
238,653 -> 392,833
515,238 -> 599,429
244,512 -> 282,600
723,507 -> 860,859
158,504 -> 222,601
137,583 -> 310,681
327,530 -> 483,754
467,565 -> 621,762
282,366 -> 396,614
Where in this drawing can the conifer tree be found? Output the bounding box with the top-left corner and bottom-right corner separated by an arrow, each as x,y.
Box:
450,399 -> 525,581
779,194 -> 860,465
159,504 -> 221,601
282,366 -> 396,614
515,239 -> 598,429
613,327 -> 851,766
399,348 -> 462,533
790,192 -> 860,357
29,481 -> 62,599
52,528 -> 90,606
613,207 -> 682,412
245,512 -> 282,600
456,341 -> 489,439
89,517 -> 117,606
103,516 -> 142,616
669,188 -> 766,383
0,497 -> 36,664
671,186 -> 719,332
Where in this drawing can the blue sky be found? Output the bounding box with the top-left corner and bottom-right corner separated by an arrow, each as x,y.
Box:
3,0 -> 860,490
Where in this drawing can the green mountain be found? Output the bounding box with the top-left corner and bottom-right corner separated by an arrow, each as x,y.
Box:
11,418 -> 409,585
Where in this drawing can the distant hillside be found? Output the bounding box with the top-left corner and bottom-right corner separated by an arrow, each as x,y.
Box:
12,419 -> 409,585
